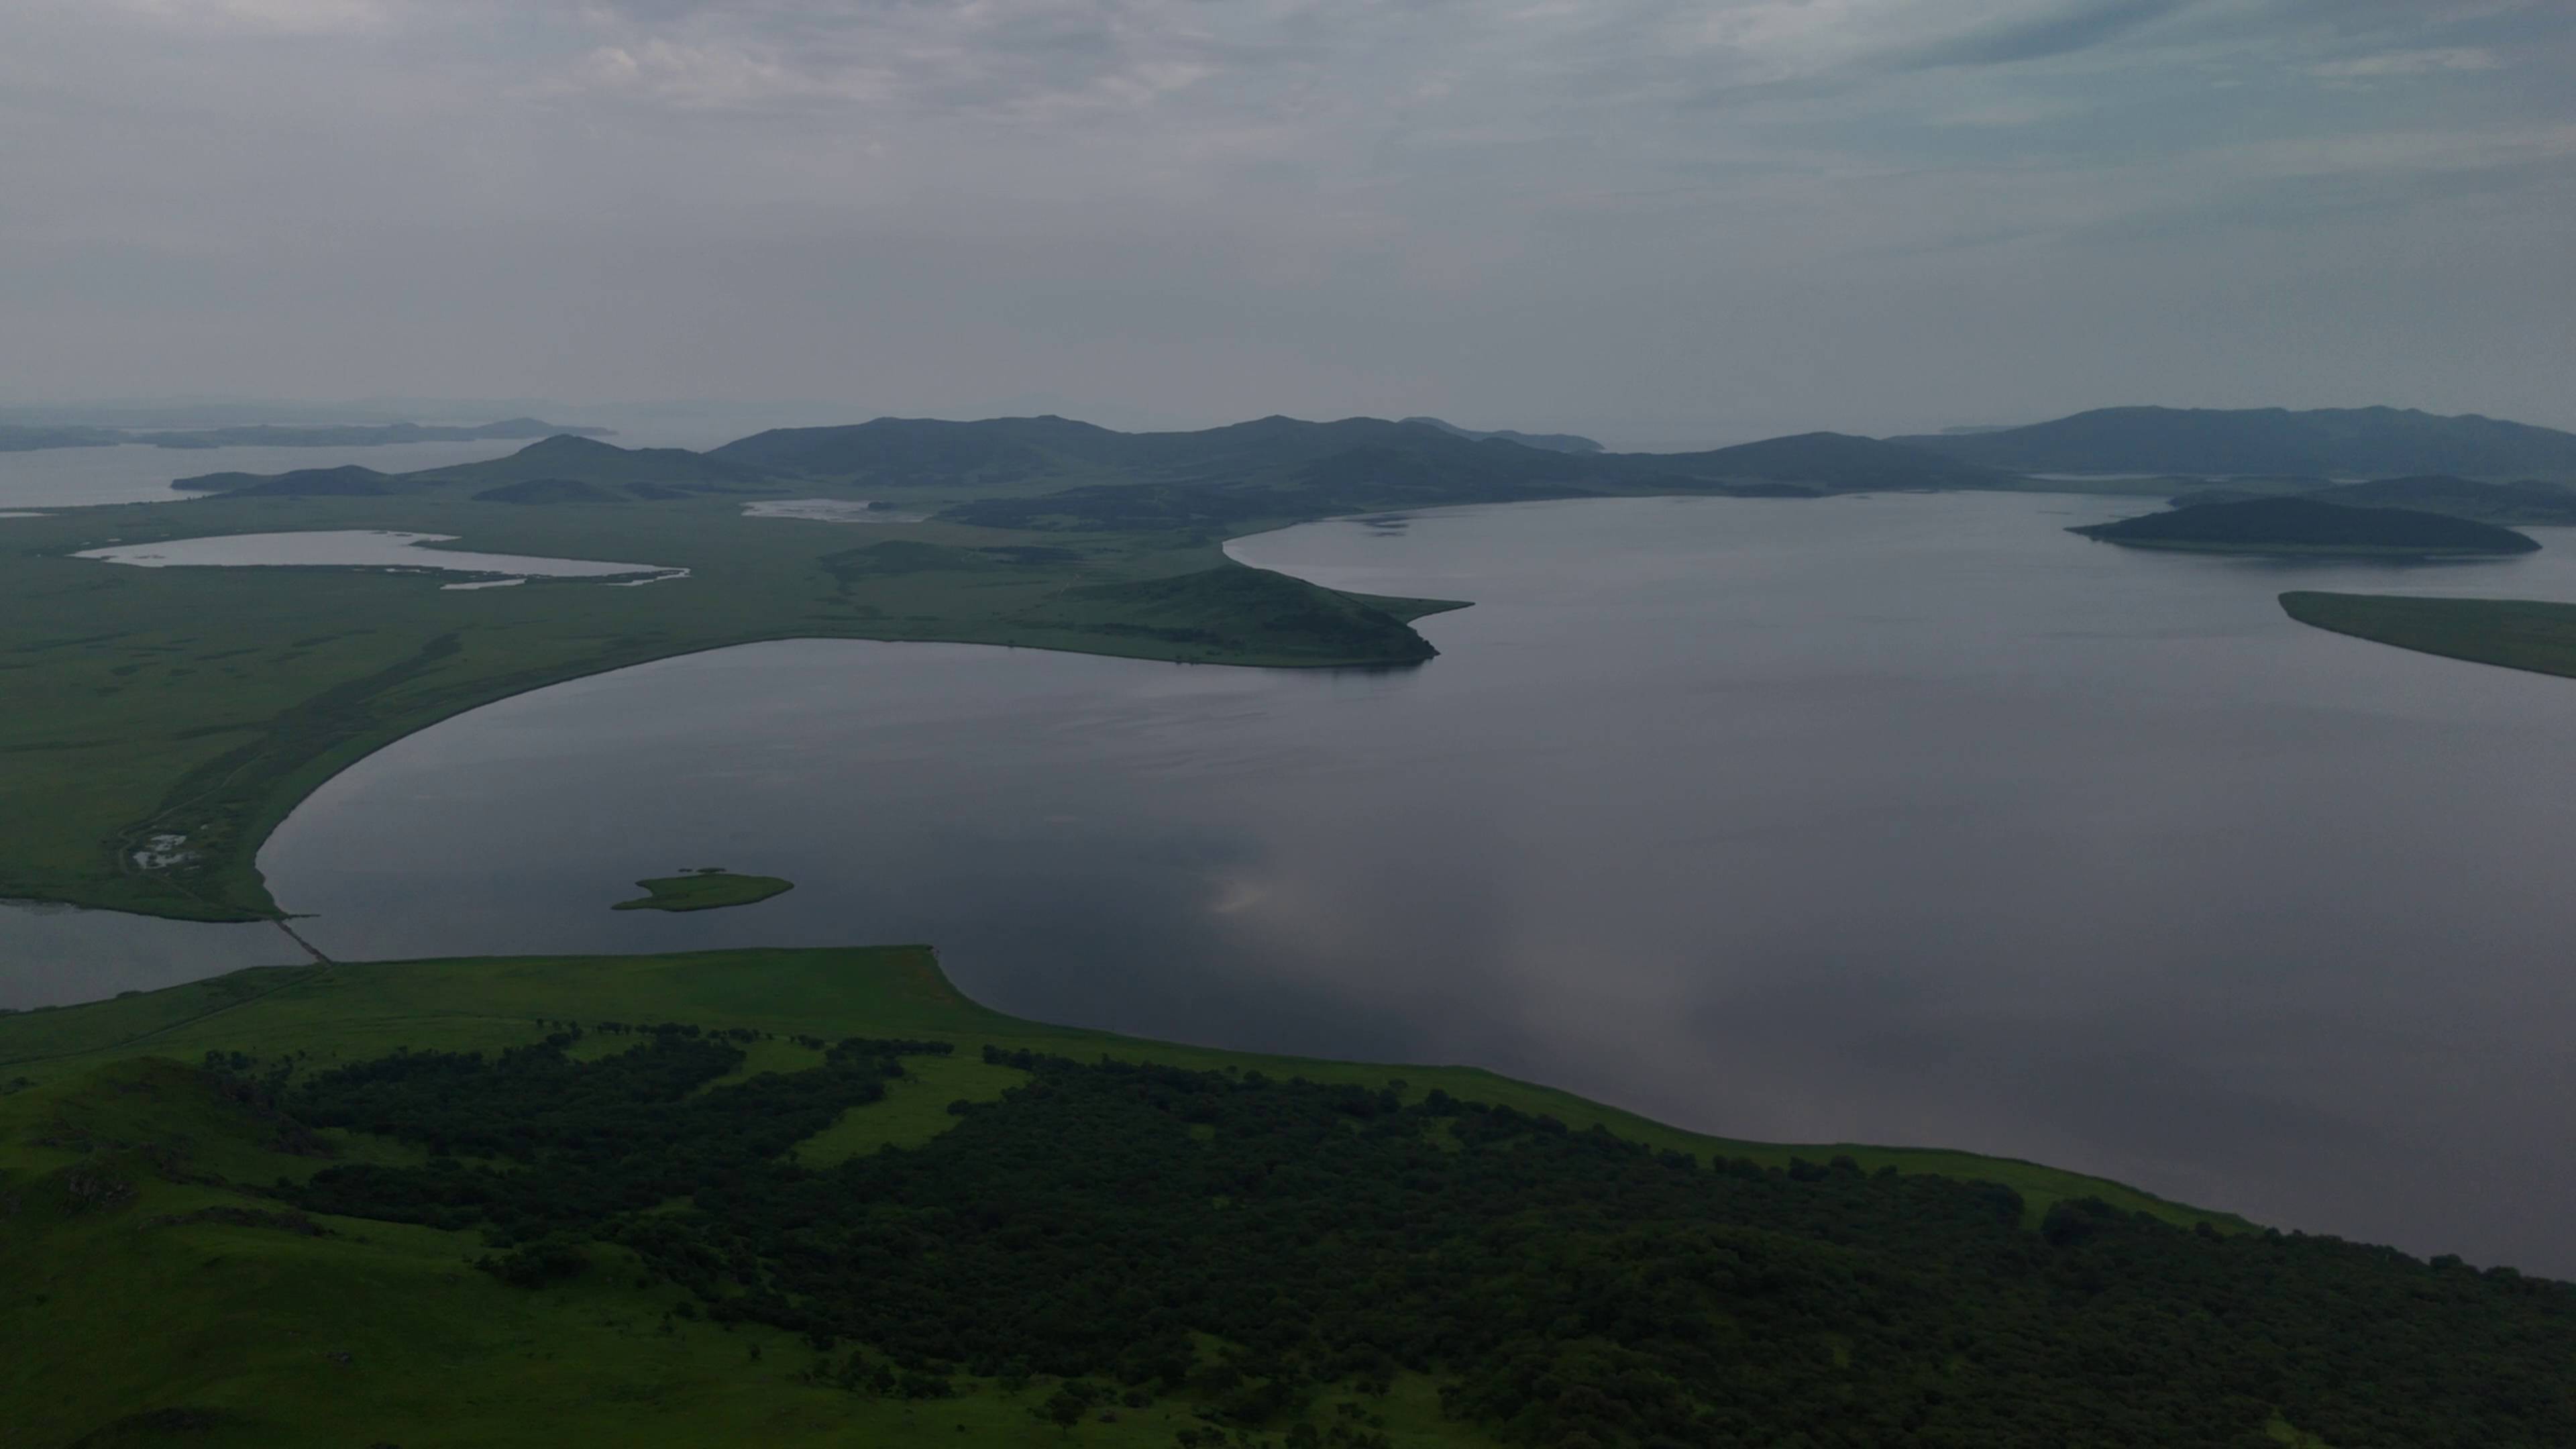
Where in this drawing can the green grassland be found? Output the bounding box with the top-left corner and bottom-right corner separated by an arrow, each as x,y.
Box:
0,485 -> 1453,920
612,870 -> 796,913
7,947 -> 2571,1449
2282,592 -> 2576,679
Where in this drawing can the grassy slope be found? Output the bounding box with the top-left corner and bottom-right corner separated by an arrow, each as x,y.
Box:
2281,592 -> 2576,680
610,871 -> 796,913
0,946 -> 2249,1448
0,947 -> 2241,1228
0,490 -> 1458,920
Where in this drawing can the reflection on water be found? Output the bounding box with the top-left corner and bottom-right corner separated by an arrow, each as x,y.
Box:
0,901 -> 296,1007
77,530 -> 682,586
12,492 -> 2576,1273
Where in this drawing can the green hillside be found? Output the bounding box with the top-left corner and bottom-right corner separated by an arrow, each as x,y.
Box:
1900,405 -> 2576,479
4,947 -> 2567,1449
2072,496 -> 2540,556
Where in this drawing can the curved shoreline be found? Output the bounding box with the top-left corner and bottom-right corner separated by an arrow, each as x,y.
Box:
0,490 -> 1478,922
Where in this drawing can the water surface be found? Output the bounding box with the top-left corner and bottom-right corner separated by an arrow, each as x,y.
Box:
14,492 -> 2576,1272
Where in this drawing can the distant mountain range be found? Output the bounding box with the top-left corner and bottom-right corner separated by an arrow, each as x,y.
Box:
171,415 -> 2010,537
164,405 -> 2576,531
0,417 -> 608,453
1896,407 -> 2576,480
1400,417 -> 1605,453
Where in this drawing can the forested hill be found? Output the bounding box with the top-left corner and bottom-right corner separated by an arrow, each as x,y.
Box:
1895,405 -> 2576,479
1399,417 -> 1605,453
13,1009 -> 2572,1448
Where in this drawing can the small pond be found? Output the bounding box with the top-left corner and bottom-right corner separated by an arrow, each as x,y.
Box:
75,530 -> 684,586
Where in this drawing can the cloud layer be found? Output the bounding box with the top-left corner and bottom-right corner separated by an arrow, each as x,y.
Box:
5,0 -> 2569,440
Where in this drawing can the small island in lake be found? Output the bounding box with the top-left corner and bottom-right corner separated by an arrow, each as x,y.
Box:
2071,496 -> 2541,557
612,868 -> 794,912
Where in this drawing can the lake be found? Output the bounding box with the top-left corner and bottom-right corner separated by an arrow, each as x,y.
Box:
11,490 -> 2576,1273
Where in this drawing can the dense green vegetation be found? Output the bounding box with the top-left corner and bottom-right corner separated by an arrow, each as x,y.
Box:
2282,592 -> 2576,680
2175,475 -> 2576,525
612,870 -> 796,912
1899,405 -> 2576,479
0,415 -> 1999,921
2,947 -> 2565,1448
2071,496 -> 2540,556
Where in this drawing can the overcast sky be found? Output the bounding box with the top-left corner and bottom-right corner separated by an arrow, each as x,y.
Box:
3,0 -> 2568,446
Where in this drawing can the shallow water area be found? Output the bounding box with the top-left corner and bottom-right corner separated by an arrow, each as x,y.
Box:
76,529 -> 680,584
15,491 -> 2576,1275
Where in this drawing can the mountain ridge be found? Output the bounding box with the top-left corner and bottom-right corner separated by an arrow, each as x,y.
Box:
1896,405 -> 2576,479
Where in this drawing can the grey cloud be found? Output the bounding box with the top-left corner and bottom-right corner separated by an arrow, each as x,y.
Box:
1897,0 -> 2201,69
0,0 -> 2567,438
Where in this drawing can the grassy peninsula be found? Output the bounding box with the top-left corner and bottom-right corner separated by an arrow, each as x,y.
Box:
7,945 -> 2568,1449
2282,592 -> 2576,679
613,870 -> 795,912
0,417 -> 1988,922
2071,496 -> 2541,557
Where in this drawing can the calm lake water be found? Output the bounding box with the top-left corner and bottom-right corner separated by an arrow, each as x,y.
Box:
11,491 -> 2576,1273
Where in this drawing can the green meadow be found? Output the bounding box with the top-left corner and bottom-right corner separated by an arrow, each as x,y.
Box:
2282,591 -> 2576,680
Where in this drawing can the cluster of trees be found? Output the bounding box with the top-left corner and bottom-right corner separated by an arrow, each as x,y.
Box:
215,1036 -> 2576,1448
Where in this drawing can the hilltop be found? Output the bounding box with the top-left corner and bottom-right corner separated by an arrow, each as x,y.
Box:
2072,496 -> 2542,556
1399,417 -> 1604,453
173,434 -> 772,500
1898,405 -> 2576,480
